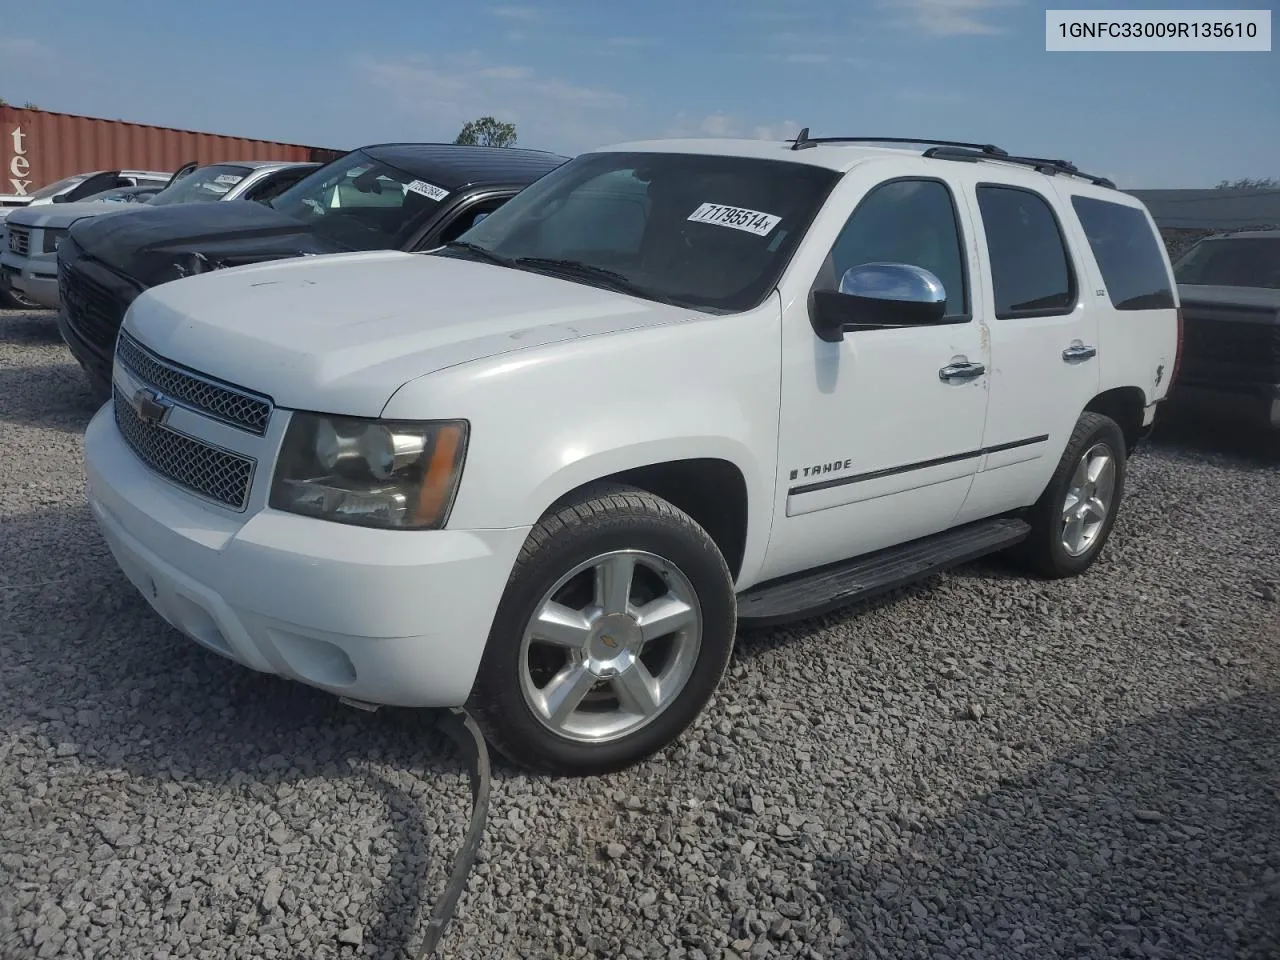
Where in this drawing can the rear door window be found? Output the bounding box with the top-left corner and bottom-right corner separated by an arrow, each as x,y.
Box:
1071,195 -> 1176,309
975,185 -> 1076,318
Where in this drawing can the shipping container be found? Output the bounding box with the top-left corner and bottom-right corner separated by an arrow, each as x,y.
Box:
1,106 -> 344,199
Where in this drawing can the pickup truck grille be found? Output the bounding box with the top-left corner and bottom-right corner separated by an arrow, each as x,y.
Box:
115,331 -> 274,435
7,225 -> 29,256
1180,314 -> 1280,383
113,384 -> 256,510
60,260 -> 128,352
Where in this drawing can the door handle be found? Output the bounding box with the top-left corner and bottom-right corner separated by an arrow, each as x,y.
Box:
938,361 -> 986,382
1062,343 -> 1097,363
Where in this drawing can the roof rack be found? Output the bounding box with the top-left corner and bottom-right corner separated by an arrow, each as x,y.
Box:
922,145 -> 1116,189
789,128 -> 1008,156
785,128 -> 1116,190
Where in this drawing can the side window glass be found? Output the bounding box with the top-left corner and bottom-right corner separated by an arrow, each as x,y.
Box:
436,197 -> 511,246
827,179 -> 968,319
976,185 -> 1075,318
247,171 -> 306,205
1070,195 -> 1175,310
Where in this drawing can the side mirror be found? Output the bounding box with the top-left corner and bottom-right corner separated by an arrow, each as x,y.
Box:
52,194 -> 69,203
811,262 -> 947,342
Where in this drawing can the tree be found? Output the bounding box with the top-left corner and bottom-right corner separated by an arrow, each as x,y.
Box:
1215,176 -> 1279,190
454,116 -> 517,148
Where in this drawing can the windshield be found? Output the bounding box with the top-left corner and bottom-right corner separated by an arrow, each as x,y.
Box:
26,174 -> 89,201
436,151 -> 840,313
147,164 -> 253,206
269,150 -> 451,251
1173,236 -> 1280,289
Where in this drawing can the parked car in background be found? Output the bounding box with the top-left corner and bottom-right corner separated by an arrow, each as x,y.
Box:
1,168 -> 172,307
77,185 -> 166,205
4,161 -> 318,312
1165,230 -> 1280,431
81,134 -> 1179,775
58,143 -> 569,397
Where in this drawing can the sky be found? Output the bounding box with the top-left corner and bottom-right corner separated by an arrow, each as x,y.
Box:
1,0 -> 1276,189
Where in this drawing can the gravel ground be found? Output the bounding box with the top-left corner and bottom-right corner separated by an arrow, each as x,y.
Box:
1,305 -> 1278,960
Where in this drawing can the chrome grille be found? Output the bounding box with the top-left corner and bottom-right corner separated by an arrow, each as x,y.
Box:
8,225 -> 29,256
113,385 -> 255,510
116,332 -> 273,435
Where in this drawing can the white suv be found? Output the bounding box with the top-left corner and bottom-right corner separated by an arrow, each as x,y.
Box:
82,133 -> 1181,775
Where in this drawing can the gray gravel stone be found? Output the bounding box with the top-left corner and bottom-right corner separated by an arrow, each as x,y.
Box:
1,306 -> 1278,959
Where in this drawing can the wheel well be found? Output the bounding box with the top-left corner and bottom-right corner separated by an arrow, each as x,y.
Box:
577,458 -> 750,580
1085,387 -> 1146,454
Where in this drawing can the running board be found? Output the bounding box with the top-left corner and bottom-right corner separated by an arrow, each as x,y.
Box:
736,517 -> 1031,627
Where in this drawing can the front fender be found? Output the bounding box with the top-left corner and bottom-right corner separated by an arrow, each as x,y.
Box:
381,297 -> 784,581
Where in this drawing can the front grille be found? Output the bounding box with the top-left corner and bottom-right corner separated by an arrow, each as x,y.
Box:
8,225 -> 29,256
113,385 -> 255,510
116,332 -> 273,435
1181,315 -> 1280,382
60,262 -> 128,352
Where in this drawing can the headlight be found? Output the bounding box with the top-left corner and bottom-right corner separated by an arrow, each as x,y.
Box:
269,413 -> 469,530
43,229 -> 68,254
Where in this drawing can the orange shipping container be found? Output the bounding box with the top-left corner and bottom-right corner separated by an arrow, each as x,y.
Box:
1,106 -> 344,198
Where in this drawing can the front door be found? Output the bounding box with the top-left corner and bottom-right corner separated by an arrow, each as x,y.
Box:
761,171 -> 993,582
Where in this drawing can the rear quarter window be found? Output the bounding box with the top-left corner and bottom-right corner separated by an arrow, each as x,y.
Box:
1070,196 -> 1175,310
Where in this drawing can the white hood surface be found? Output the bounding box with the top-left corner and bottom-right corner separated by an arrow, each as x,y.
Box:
124,250 -> 697,417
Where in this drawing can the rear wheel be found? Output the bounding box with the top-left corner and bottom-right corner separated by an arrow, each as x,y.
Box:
467,483 -> 737,776
1009,411 -> 1127,578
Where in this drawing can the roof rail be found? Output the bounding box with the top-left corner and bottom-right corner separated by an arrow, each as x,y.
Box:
922,145 -> 1116,189
788,128 -> 1008,156
784,128 -> 1117,190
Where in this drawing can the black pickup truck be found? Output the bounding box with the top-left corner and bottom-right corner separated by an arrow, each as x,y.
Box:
1166,230 -> 1280,431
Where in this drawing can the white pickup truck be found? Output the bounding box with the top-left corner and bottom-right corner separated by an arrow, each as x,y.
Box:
83,133 -> 1181,775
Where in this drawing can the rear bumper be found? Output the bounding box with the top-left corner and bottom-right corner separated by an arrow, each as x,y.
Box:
1166,381 -> 1280,431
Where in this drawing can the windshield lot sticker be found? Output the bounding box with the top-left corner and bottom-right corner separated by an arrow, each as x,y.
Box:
405,179 -> 450,202
687,202 -> 781,237
213,174 -> 244,185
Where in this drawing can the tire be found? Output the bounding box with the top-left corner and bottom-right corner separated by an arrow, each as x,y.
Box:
467,482 -> 737,776
1008,411 -> 1128,578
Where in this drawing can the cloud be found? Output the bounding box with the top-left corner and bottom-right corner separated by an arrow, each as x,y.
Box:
352,53 -> 630,153
883,0 -> 1020,37
606,37 -> 654,47
489,5 -> 539,19
666,112 -> 801,143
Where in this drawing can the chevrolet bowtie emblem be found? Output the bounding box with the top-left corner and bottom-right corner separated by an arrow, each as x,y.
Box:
130,387 -> 172,426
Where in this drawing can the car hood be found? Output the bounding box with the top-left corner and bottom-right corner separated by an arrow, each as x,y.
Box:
5,201 -> 143,231
68,200 -> 342,287
123,250 -> 697,417
1177,283 -> 1280,312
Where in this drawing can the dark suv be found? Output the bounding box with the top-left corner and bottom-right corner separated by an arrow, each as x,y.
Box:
57,143 -> 569,398
1167,230 -> 1280,430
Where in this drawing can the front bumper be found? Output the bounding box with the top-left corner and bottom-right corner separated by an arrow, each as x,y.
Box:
56,308 -> 113,399
1,250 -> 58,308
1166,381 -> 1280,431
84,401 -> 531,707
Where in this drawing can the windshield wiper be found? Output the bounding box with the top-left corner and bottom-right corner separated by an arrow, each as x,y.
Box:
442,241 -> 515,268
511,257 -> 677,304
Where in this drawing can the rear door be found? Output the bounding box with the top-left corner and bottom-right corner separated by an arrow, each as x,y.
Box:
1059,191 -> 1179,411
954,176 -> 1100,525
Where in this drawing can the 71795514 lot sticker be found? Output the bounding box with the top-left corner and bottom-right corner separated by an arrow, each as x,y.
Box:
687,202 -> 781,237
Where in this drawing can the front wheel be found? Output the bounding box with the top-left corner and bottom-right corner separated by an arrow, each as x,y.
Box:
467,483 -> 737,776
1009,411 -> 1128,578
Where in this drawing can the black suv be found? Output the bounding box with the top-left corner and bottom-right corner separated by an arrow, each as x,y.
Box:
57,142 -> 569,398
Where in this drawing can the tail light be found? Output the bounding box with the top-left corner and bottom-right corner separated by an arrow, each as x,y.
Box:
1170,306 -> 1184,387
